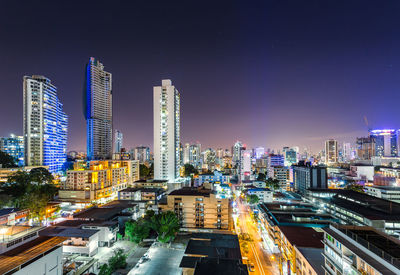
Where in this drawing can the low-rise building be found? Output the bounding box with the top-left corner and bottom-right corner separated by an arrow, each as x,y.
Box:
179,232 -> 246,275
59,160 -> 139,204
270,166 -> 290,190
323,224 -> 400,275
246,187 -> 273,203
365,185 -> 400,203
307,189 -> 400,237
160,187 -> 231,230
194,171 -> 231,186
0,166 -> 48,183
40,226 -> 99,256
0,225 -> 66,275
118,187 -> 164,202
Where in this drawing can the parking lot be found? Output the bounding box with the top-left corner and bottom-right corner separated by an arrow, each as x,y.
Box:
128,243 -> 185,275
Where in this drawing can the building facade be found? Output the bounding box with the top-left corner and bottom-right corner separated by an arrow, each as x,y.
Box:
153,79 -> 181,182
59,160 -> 138,203
0,134 -> 24,166
23,75 -> 68,173
160,187 -> 231,230
293,163 -> 327,193
114,130 -> 123,153
84,57 -> 112,160
369,129 -> 398,157
325,139 -> 338,164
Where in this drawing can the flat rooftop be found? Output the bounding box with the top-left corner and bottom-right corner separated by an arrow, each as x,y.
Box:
119,187 -> 164,193
296,247 -> 324,275
0,236 -> 67,274
55,219 -> 118,228
278,226 -> 324,248
73,206 -> 126,220
193,258 -> 248,275
0,226 -> 42,243
39,226 -> 99,238
368,186 -> 400,191
169,187 -> 216,197
310,189 -> 400,220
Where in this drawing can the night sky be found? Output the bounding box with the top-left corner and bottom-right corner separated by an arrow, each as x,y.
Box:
1,0 -> 400,153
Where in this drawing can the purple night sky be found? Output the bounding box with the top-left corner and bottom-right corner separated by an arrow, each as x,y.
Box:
1,0 -> 400,153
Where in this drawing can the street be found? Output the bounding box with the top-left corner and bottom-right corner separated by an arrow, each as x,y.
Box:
236,199 -> 280,275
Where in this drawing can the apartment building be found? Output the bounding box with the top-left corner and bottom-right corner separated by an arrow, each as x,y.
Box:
160,187 -> 231,230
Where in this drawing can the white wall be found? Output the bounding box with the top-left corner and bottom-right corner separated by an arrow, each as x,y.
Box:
14,246 -> 63,275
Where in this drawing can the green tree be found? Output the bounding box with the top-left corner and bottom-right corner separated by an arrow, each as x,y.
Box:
0,150 -> 17,168
184,164 -> 198,177
98,249 -> 127,275
125,219 -> 150,244
247,194 -> 260,204
265,178 -> 280,190
345,183 -> 365,193
140,164 -> 151,179
29,167 -> 54,184
257,173 -> 266,181
150,211 -> 180,243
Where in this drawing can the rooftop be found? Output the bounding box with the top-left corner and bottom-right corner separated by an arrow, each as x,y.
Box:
169,187 -> 215,197
119,187 -> 164,193
193,258 -> 248,275
278,226 -> 324,248
296,247 -> 324,275
73,205 -> 127,220
367,186 -> 400,191
54,219 -> 118,228
0,208 -> 19,217
0,236 -> 67,274
39,226 -> 99,238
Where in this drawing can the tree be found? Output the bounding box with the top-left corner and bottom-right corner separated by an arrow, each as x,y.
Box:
29,167 -> 54,185
257,173 -> 266,181
247,194 -> 259,204
140,164 -> 151,179
345,183 -> 365,193
0,150 -> 17,168
265,178 -> 280,190
184,164 -> 198,177
125,219 -> 150,244
150,211 -> 180,243
99,249 -> 127,275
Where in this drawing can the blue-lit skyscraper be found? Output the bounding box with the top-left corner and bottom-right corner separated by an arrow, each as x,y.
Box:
0,134 -> 24,166
84,57 -> 113,160
369,129 -> 398,157
23,75 -> 68,173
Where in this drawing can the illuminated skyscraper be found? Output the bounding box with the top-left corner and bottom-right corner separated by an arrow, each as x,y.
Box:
325,139 -> 338,164
134,146 -> 150,163
23,75 -> 68,173
369,129 -> 398,157
84,57 -> 112,160
232,141 -> 243,165
189,143 -> 201,168
153,79 -> 181,182
0,134 -> 24,166
114,130 -> 123,153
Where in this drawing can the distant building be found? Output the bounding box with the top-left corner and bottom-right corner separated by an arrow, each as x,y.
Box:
246,187 -> 273,203
325,139 -> 338,164
254,147 -> 265,159
323,225 -> 400,275
369,129 -> 399,157
293,162 -> 327,193
23,75 -> 68,173
134,146 -> 150,163
240,149 -> 252,181
84,57 -> 113,160
271,166 -> 290,190
267,154 -> 284,178
114,130 -> 123,153
153,80 -> 181,182
0,134 -> 24,166
189,143 -> 201,168
283,147 -> 297,166
160,187 -> 231,230
195,171 -> 231,186
356,136 -> 376,160
232,141 -> 243,165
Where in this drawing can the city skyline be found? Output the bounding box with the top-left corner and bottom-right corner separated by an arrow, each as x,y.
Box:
1,1 -> 400,152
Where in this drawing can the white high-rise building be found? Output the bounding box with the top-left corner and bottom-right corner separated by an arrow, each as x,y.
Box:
240,149 -> 252,181
325,139 -> 338,164
183,143 -> 190,164
85,57 -> 112,160
23,75 -> 68,173
254,147 -> 265,159
114,130 -> 123,153
153,79 -> 181,182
